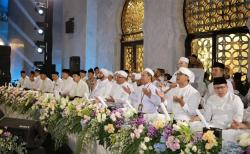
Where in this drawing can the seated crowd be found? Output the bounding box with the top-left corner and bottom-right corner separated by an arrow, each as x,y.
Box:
16,55 -> 250,130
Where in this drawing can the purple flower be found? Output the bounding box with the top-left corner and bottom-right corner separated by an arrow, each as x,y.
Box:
162,124 -> 173,140
130,114 -> 145,126
147,125 -> 157,137
192,132 -> 203,143
3,131 -> 11,137
115,119 -> 124,129
246,145 -> 250,154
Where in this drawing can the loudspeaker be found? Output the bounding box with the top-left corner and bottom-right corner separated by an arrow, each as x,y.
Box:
0,45 -> 11,85
65,18 -> 74,33
34,61 -> 44,70
70,56 -> 80,72
0,117 -> 45,149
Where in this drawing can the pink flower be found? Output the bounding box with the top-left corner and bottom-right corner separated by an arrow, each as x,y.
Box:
166,136 -> 180,152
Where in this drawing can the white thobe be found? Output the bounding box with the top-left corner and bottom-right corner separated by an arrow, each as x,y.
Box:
18,76 -> 29,88
23,79 -> 37,90
204,92 -> 244,129
52,78 -> 63,93
153,76 -> 164,87
129,83 -> 161,114
38,78 -> 53,93
166,84 -> 201,121
61,77 -> 74,95
108,82 -> 134,107
34,76 -> 42,90
69,80 -> 89,98
90,79 -> 112,99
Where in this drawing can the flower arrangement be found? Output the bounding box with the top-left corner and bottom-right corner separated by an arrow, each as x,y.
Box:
0,128 -> 27,154
237,133 -> 250,153
0,86 -> 222,154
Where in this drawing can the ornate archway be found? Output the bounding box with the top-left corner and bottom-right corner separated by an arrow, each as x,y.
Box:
121,0 -> 144,73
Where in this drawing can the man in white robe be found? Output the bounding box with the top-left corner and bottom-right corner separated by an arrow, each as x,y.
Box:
90,68 -> 112,99
34,69 -> 42,90
204,62 -> 234,101
80,70 -> 87,81
106,70 -> 134,107
169,57 -> 190,84
152,68 -> 165,87
203,77 -> 244,129
38,71 -> 53,93
123,68 -> 161,114
17,70 -> 29,88
165,67 -> 201,121
23,71 -> 37,90
69,72 -> 89,98
61,69 -> 74,96
51,71 -> 63,93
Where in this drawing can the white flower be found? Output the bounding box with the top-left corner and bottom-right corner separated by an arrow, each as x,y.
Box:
110,113 -> 117,122
173,124 -> 181,131
124,109 -> 136,120
239,138 -> 250,147
96,113 -> 102,122
101,113 -> 106,121
140,142 -> 147,150
144,137 -> 150,142
239,133 -> 250,141
115,111 -> 122,118
192,146 -> 197,152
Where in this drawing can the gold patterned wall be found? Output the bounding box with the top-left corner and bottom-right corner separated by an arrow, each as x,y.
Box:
122,0 -> 144,72
124,46 -> 134,73
121,0 -> 144,42
217,33 -> 250,80
136,45 -> 144,72
191,38 -> 213,76
185,0 -> 250,34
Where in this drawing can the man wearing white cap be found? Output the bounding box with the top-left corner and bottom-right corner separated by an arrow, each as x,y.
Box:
123,68 -> 161,114
165,67 -> 201,121
90,68 -> 112,99
106,70 -> 133,107
169,57 -> 191,84
130,73 -> 141,90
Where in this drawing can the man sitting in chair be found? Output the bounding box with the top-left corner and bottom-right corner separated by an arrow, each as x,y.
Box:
192,77 -> 244,129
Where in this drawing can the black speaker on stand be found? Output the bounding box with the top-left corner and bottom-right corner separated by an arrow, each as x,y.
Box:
69,56 -> 80,73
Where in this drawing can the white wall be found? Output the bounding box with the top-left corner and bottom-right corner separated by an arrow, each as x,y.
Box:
62,0 -> 87,69
95,0 -> 124,71
8,0 -> 187,78
93,0 -> 186,73
144,0 -> 186,74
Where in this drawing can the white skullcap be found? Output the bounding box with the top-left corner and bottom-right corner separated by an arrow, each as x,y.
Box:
100,68 -> 109,77
134,73 -> 141,80
144,68 -> 154,76
108,71 -> 113,76
178,67 -> 195,83
179,57 -> 189,64
116,70 -> 128,78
